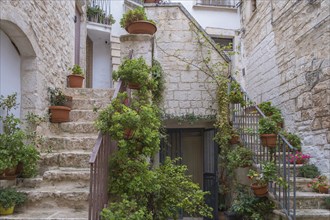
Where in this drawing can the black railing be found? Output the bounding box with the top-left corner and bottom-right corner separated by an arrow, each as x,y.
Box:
229,77 -> 297,220
195,0 -> 240,8
87,0 -> 112,25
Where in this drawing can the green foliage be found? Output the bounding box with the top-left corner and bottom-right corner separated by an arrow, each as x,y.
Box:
227,146 -> 253,170
229,81 -> 245,106
0,188 -> 26,209
151,59 -> 165,105
120,7 -> 154,28
113,57 -> 156,90
68,64 -> 84,76
163,113 -> 216,125
308,175 -> 329,191
0,94 -> 40,177
282,131 -> 302,151
270,110 -> 284,126
87,5 -> 115,25
324,197 -> 330,210
258,102 -> 281,117
230,188 -> 275,220
258,117 -> 278,134
47,87 -> 68,106
298,164 -> 320,178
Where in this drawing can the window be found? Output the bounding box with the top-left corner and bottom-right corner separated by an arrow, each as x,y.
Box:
196,0 -> 239,8
212,37 -> 234,51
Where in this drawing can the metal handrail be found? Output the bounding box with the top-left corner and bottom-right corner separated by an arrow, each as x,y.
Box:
229,77 -> 296,220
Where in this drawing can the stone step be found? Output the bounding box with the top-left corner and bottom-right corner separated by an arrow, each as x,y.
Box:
48,122 -> 98,135
69,109 -> 99,122
17,186 -> 89,210
64,88 -> 114,99
42,134 -> 98,152
0,208 -> 87,220
295,209 -> 330,220
42,168 -> 90,187
291,191 -> 330,209
71,97 -> 111,110
41,151 -> 91,168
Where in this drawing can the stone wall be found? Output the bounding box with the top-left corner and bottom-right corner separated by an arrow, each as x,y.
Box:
0,0 -> 83,116
240,0 -> 330,176
146,4 -> 230,117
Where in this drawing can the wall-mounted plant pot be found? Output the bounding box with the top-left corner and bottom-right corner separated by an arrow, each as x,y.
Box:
125,21 -> 157,35
0,205 -> 14,215
251,183 -> 268,197
128,82 -> 141,90
319,185 -> 329,194
67,75 -> 85,88
0,166 -> 17,180
260,134 -> 277,148
49,106 -> 71,123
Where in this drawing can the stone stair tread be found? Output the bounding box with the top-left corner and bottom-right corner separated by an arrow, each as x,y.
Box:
41,150 -> 92,156
19,184 -> 89,192
295,209 -> 330,218
0,208 -> 87,220
293,191 -> 330,198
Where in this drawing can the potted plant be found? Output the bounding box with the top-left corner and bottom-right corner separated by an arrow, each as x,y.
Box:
120,7 -> 157,35
227,146 -> 253,170
229,81 -> 245,106
258,102 -> 280,117
0,188 -> 26,215
113,57 -> 156,90
298,164 -> 320,178
282,132 -> 302,151
308,175 -> 329,194
48,88 -> 71,123
325,197 -> 330,210
247,161 -> 287,197
258,117 -> 278,148
67,64 -> 84,88
229,127 -> 240,144
287,152 -> 311,164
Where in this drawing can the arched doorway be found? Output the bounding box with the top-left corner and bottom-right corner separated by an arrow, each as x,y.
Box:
0,29 -> 21,119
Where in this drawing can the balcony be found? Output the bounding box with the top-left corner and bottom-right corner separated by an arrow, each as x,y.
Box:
87,0 -> 114,26
195,0 -> 240,8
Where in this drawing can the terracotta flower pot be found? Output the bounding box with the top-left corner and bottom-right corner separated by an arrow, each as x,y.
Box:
67,75 -> 84,88
319,185 -> 329,194
128,82 -> 141,90
251,183 -> 268,197
229,135 -> 240,144
124,129 -> 134,140
49,106 -> 71,123
260,134 -> 277,148
0,166 -> 17,180
125,21 -> 157,35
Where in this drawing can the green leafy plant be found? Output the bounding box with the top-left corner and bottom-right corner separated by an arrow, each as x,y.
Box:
113,57 -> 156,90
270,110 -> 284,127
308,175 -> 329,192
248,161 -> 287,188
151,59 -> 165,105
324,197 -> 330,210
119,7 -> 154,29
68,64 -> 84,76
87,5 -> 115,25
298,164 -> 320,178
258,102 -> 281,117
258,117 -> 278,134
227,146 -> 253,170
47,88 -> 68,106
282,132 -> 302,151
0,188 -> 26,209
229,81 -> 245,106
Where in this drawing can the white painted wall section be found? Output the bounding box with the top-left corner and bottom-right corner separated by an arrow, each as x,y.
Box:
92,41 -> 112,88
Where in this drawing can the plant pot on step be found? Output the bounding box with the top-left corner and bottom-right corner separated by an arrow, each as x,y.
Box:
0,166 -> 17,180
260,134 -> 277,148
229,135 -> 240,144
251,183 -> 268,197
0,205 -> 14,215
49,106 -> 71,123
319,185 -> 329,194
124,128 -> 134,140
67,75 -> 85,88
125,21 -> 157,35
128,82 -> 141,90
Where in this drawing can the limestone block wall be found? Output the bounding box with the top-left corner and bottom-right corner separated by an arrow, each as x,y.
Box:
145,4 -> 230,117
0,0 -> 80,116
240,0 -> 330,176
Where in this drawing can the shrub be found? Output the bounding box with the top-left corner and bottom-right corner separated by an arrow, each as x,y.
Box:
258,117 -> 278,134
0,188 -> 26,209
298,164 -> 320,178
227,146 -> 253,170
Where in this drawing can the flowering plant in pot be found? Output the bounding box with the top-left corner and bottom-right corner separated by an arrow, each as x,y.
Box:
48,88 -> 71,123
287,152 -> 311,164
258,117 -> 279,148
120,7 -> 157,35
247,161 -> 287,197
0,188 -> 26,215
67,64 -> 85,88
308,175 -> 329,194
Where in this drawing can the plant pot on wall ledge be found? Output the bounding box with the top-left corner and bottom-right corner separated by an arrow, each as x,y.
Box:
125,21 -> 157,35
67,75 -> 85,88
260,134 -> 277,148
49,106 -> 71,123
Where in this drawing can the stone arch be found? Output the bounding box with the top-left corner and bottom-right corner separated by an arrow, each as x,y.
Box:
0,16 -> 40,118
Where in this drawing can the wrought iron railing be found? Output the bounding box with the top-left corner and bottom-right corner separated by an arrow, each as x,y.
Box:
229,77 -> 297,220
87,0 -> 112,25
195,0 -> 240,8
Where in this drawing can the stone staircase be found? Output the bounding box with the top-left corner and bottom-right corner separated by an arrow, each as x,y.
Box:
0,88 -> 114,220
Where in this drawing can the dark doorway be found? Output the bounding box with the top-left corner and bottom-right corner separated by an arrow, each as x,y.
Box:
160,129 -> 218,220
